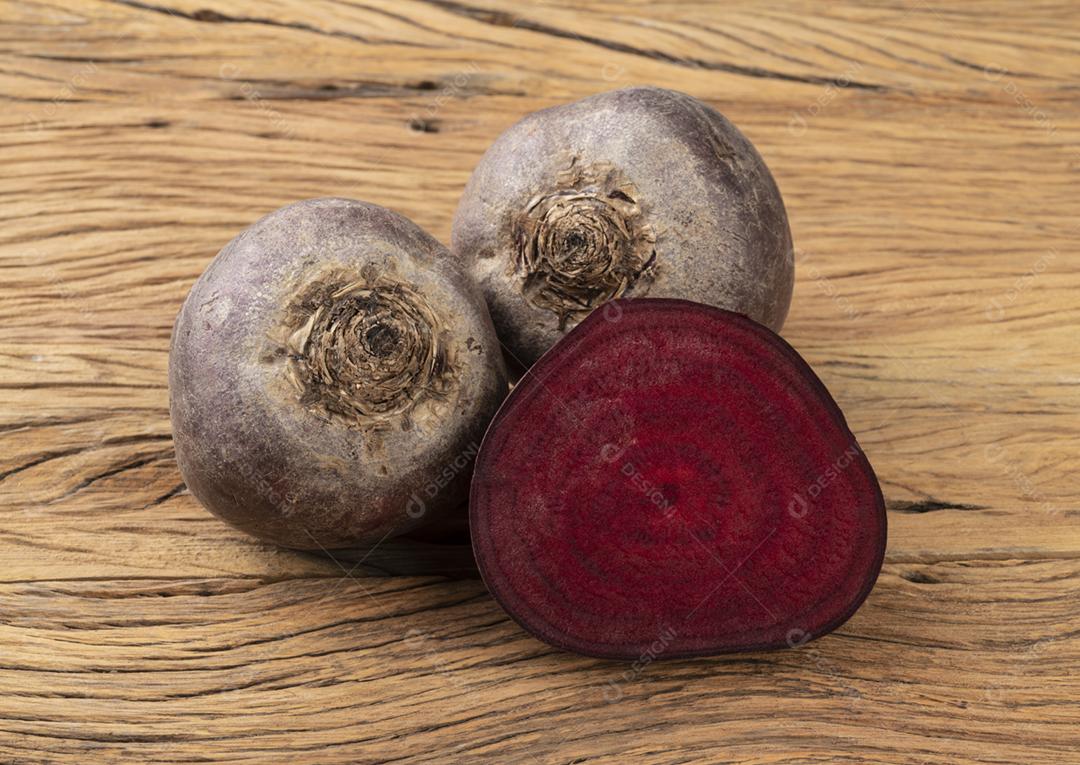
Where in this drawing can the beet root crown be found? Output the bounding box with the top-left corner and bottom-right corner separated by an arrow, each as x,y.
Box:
169,198 -> 507,550
470,299 -> 886,660
452,86 -> 795,366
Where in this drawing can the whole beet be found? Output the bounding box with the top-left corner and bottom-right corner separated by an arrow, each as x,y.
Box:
452,86 -> 794,364
170,198 -> 507,549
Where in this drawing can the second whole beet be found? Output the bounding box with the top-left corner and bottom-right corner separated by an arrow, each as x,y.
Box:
452,86 -> 794,365
170,198 -> 507,549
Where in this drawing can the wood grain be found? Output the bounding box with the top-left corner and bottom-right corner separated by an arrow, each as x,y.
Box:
1,0 -> 1078,762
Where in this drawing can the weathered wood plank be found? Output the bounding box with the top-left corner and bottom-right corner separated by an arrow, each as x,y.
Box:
1,0 -> 1078,762
0,559 -> 1076,764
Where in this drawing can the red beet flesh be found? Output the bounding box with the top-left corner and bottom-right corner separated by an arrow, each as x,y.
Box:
470,299 -> 886,659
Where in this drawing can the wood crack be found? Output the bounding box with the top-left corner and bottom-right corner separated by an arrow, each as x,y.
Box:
143,481 -> 187,508
417,0 -> 892,91
887,499 -> 987,514
107,0 -> 430,48
48,452 -> 170,502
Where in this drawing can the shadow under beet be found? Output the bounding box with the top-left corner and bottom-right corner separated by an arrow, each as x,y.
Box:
300,512 -> 480,579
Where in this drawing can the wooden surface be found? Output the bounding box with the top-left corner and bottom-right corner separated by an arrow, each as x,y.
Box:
2,1 -> 1078,762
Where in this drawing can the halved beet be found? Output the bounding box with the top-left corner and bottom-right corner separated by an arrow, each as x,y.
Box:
470,298 -> 886,659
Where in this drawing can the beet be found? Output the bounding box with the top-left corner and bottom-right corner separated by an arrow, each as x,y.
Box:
470,299 -> 885,659
452,86 -> 794,365
170,198 -> 507,549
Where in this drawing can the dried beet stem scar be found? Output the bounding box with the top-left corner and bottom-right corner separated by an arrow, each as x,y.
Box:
470,298 -> 886,659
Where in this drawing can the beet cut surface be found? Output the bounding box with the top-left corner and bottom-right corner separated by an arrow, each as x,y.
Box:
470,299 -> 886,659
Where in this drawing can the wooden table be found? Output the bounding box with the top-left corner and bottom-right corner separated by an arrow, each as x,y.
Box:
2,1 -> 1078,762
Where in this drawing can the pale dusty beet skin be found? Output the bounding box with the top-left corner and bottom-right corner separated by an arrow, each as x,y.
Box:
170,198 -> 507,549
470,299 -> 885,659
452,86 -> 794,365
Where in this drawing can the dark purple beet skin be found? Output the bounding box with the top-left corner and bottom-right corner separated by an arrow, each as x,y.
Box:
470,298 -> 886,660
169,198 -> 507,550
452,86 -> 794,367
